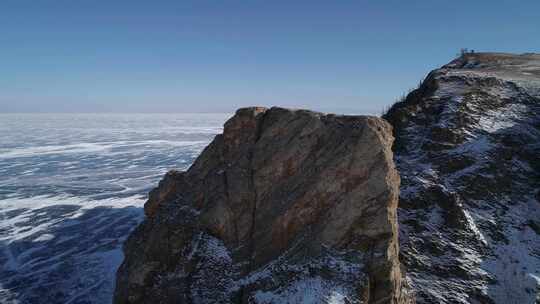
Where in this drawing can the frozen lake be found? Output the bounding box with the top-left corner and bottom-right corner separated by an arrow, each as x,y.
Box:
0,113 -> 230,304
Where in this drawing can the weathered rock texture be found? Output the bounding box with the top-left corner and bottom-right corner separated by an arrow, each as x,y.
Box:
114,107 -> 412,303
384,53 -> 540,303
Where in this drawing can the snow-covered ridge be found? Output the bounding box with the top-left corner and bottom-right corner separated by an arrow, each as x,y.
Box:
385,52 -> 540,304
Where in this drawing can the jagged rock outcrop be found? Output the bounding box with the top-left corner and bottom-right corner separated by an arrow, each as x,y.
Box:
114,107 -> 413,303
384,53 -> 540,303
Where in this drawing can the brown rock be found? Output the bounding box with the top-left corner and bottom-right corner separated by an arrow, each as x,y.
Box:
114,107 -> 412,304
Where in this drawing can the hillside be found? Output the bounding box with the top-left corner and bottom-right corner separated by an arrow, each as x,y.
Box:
385,52 -> 540,303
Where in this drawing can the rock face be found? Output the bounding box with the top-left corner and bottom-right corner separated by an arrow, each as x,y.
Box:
384,53 -> 540,303
114,107 -> 412,303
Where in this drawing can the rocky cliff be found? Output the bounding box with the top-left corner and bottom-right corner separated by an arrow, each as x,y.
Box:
114,107 -> 412,303
115,52 -> 540,304
384,53 -> 540,303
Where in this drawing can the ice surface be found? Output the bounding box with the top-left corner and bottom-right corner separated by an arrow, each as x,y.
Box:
0,113 -> 229,304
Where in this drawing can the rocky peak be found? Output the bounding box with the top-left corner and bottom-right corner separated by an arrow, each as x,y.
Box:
384,52 -> 540,303
115,107 -> 413,303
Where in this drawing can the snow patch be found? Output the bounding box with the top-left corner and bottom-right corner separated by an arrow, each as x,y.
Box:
253,277 -> 358,304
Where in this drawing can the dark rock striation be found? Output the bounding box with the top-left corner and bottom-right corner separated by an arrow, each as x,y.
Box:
385,53 -> 540,303
115,107 -> 413,303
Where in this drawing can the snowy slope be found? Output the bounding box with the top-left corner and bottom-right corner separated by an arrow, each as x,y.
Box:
385,53 -> 540,303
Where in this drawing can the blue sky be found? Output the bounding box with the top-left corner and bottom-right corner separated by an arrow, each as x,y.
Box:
1,1 -> 539,113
